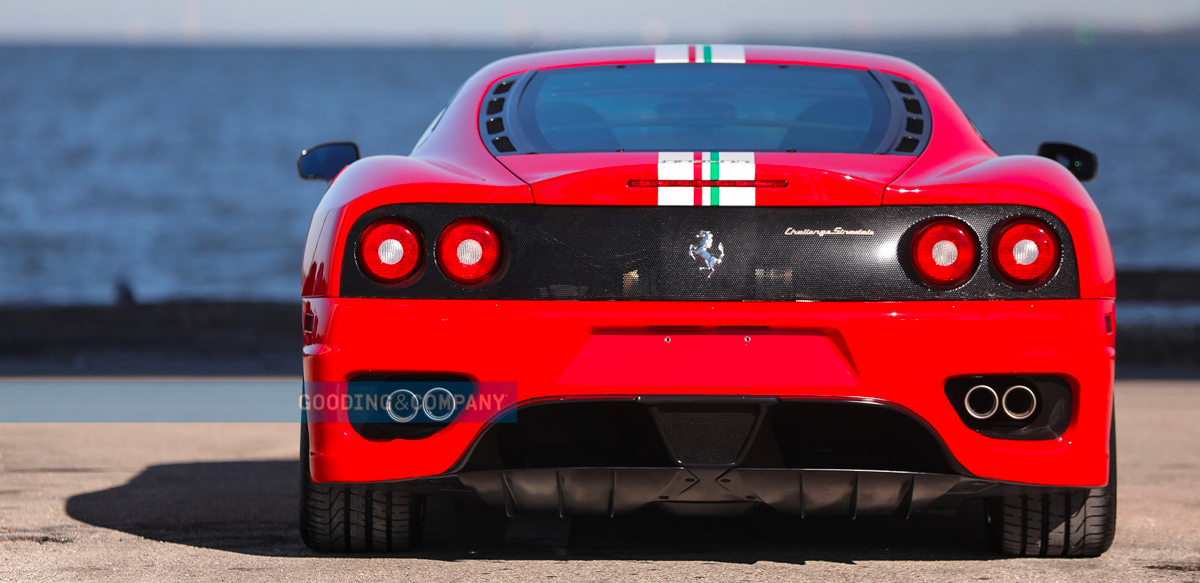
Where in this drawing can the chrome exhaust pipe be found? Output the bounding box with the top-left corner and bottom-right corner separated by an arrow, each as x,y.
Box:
385,389 -> 421,423
422,387 -> 457,422
1002,385 -> 1037,420
965,385 -> 999,419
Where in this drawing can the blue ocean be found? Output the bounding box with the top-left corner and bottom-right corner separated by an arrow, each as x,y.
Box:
1,39 -> 1197,305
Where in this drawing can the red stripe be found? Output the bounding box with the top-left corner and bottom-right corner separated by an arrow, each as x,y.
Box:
693,152 -> 703,205
687,45 -> 696,63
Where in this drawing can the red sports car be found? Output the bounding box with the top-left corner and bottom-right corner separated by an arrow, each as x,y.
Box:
296,45 -> 1116,557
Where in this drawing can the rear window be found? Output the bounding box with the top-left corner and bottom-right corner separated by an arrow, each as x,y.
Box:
512,64 -> 892,154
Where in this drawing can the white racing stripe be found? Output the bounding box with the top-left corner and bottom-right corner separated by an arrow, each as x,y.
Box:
653,45 -> 690,64
653,45 -> 746,64
708,151 -> 755,206
657,151 -> 694,205
656,152 -> 757,206
708,45 -> 746,64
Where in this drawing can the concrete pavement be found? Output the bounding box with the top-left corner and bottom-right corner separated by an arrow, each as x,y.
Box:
0,379 -> 1197,582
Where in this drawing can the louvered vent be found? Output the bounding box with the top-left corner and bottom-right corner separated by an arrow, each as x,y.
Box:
875,72 -> 931,156
479,74 -> 530,156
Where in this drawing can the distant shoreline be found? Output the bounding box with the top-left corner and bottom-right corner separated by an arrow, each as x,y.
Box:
1,24 -> 1199,50
1,269 -> 1198,375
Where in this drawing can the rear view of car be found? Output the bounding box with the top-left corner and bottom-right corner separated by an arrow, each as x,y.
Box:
296,45 -> 1116,557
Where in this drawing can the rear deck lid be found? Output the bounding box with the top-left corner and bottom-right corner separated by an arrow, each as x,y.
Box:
498,152 -> 915,206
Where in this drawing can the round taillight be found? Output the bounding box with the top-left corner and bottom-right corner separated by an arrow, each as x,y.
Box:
910,218 -> 977,288
992,218 -> 1059,286
359,220 -> 421,284
437,218 -> 501,285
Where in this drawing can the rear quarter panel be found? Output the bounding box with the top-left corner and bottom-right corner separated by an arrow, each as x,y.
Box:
887,155 -> 1116,299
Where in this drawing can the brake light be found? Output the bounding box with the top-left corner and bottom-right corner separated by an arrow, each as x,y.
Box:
627,180 -> 788,188
992,218 -> 1059,286
359,220 -> 421,284
438,218 -> 502,285
910,218 -> 977,288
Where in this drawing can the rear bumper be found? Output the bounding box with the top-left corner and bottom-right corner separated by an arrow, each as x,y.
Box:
303,298 -> 1115,488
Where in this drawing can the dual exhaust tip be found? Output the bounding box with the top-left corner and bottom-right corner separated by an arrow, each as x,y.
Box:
965,384 -> 1037,421
385,387 -> 457,423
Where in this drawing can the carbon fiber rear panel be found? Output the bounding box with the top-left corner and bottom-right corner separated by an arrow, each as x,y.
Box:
654,406 -> 759,465
339,204 -> 1078,301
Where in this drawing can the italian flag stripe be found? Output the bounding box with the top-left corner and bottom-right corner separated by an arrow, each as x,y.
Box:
714,152 -> 723,205
708,151 -> 720,205
654,45 -> 746,64
657,152 -> 755,206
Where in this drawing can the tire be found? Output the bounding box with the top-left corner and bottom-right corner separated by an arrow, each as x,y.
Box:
299,424 -> 425,553
985,418 -> 1117,557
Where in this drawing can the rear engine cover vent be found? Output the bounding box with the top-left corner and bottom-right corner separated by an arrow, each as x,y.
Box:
491,136 -> 516,152
479,72 -> 536,156
654,406 -> 758,466
872,70 -> 932,156
896,136 -> 920,153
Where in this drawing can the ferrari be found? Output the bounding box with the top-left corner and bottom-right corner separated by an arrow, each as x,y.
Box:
296,45 -> 1116,557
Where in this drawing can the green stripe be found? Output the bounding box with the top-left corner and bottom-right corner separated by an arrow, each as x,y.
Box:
710,151 -> 719,206
703,45 -> 712,63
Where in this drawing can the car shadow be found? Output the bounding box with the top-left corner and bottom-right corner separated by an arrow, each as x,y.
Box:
65,460 -> 996,562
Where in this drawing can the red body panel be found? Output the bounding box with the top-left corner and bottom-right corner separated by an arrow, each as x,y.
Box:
887,155 -> 1116,299
298,45 -> 1117,492
304,297 -> 1115,487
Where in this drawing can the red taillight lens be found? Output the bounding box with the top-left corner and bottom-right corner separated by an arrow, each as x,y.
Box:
911,218 -> 977,288
359,220 -> 421,284
437,218 -> 501,285
992,218 -> 1059,286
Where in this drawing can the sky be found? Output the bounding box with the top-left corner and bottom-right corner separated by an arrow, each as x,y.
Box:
1,0 -> 1198,45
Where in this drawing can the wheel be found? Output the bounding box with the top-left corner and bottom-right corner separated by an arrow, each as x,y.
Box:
299,424 -> 425,553
985,417 -> 1117,557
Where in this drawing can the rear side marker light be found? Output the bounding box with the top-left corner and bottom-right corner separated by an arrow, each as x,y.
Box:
910,218 -> 977,288
992,218 -> 1060,286
359,220 -> 421,284
627,180 -> 787,188
438,218 -> 502,285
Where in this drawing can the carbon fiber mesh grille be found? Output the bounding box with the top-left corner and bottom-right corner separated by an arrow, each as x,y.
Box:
655,408 -> 757,465
339,204 -> 1080,301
